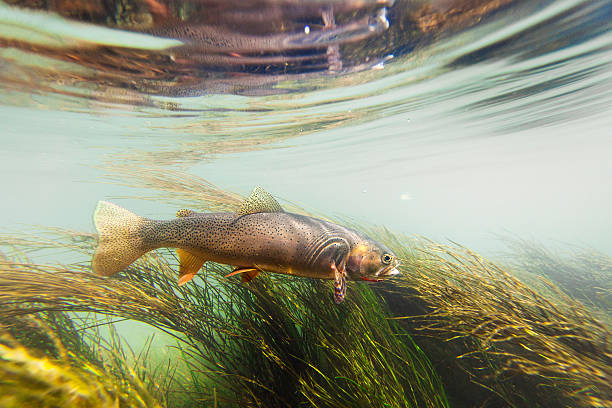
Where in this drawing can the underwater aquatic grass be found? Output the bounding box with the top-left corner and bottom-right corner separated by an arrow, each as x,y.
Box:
0,327 -> 166,408
2,166 -> 611,407
0,309 -> 164,407
98,164 -> 321,216
360,229 -> 611,408
203,272 -> 448,408
500,236 -> 612,313
0,243 -> 448,407
0,254 -> 175,407
0,339 -> 114,408
98,165 -> 244,212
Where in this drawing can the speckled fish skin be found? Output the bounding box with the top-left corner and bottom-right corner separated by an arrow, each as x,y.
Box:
138,211 -> 379,280
92,187 -> 399,294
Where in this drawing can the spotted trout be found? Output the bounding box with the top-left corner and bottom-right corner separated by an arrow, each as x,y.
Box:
92,187 -> 399,303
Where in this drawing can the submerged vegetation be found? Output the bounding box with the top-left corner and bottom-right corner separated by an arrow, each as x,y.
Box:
0,168 -> 610,407
372,236 -> 611,407
0,258 -> 165,408
501,237 -> 612,313
0,252 -> 448,407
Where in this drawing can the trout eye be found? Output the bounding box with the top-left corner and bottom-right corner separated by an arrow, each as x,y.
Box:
381,253 -> 392,265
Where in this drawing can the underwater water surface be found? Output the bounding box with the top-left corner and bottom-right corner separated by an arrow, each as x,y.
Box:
0,0 -> 611,407
0,0 -> 610,254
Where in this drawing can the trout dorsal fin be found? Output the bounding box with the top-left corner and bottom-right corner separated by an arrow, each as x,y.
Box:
176,249 -> 207,286
236,186 -> 283,216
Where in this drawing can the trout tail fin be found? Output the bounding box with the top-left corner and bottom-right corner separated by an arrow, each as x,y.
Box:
92,201 -> 149,276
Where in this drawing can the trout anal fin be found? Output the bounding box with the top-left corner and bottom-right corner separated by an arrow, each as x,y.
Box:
225,267 -> 260,282
332,260 -> 347,304
176,249 -> 207,286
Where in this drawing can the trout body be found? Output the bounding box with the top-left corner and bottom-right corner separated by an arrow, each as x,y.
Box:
92,187 -> 399,303
141,212 -> 364,279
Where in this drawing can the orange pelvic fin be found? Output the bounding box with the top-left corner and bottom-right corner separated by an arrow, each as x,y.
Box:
225,267 -> 260,282
176,248 -> 206,286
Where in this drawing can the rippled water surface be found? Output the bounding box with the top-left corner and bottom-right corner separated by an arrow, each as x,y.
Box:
1,0 -> 610,257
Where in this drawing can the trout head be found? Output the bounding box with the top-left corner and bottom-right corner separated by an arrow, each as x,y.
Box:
345,240 -> 400,281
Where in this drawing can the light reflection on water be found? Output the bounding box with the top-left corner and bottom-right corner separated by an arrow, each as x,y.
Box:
0,0 -> 610,254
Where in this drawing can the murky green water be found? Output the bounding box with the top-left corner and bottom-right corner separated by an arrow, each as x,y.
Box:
0,0 -> 610,407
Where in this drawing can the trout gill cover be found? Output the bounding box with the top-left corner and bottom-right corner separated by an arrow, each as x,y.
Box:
92,187 -> 399,303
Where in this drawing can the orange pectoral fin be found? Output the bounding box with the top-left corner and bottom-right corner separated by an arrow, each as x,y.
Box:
225,267 -> 260,282
176,249 -> 207,286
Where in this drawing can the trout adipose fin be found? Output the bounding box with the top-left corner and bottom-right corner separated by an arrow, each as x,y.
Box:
176,209 -> 197,217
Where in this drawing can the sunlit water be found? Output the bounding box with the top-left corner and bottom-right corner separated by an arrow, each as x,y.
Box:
0,0 -> 611,378
1,0 -> 610,255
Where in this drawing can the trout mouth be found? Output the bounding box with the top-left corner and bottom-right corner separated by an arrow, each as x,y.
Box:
379,258 -> 401,276
363,260 -> 401,282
